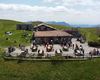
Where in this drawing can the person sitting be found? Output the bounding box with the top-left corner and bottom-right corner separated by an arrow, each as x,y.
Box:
79,45 -> 83,50
92,49 -> 97,55
38,50 -> 44,56
31,45 -> 38,52
46,42 -> 49,46
19,45 -> 25,51
75,44 -> 79,50
55,49 -> 63,56
46,45 -> 53,52
25,49 -> 28,54
8,46 -> 15,53
62,46 -> 68,51
18,51 -> 26,57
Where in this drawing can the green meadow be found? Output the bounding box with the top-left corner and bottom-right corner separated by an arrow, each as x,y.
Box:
78,28 -> 98,42
0,49 -> 100,80
0,19 -> 100,80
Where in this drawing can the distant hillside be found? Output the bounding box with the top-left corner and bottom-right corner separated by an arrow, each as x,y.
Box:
71,24 -> 100,28
25,21 -> 43,23
44,21 -> 70,26
25,21 -> 70,26
25,20 -> 100,28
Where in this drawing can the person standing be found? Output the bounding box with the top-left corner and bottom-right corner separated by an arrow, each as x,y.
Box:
97,49 -> 99,55
72,44 -> 74,49
82,49 -> 84,54
75,44 -> 78,49
51,40 -> 54,47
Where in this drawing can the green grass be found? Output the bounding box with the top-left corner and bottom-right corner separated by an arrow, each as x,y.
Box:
0,19 -> 100,80
78,28 -> 98,42
0,49 -> 100,80
0,19 -> 35,48
0,19 -> 98,46
47,24 -> 71,30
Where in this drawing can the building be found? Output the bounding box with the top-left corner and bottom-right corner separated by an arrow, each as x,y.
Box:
16,24 -> 34,31
34,23 -> 57,31
33,30 -> 72,44
32,23 -> 73,44
65,30 -> 81,38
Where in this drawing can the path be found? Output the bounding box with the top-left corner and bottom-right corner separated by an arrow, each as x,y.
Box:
81,29 -> 90,38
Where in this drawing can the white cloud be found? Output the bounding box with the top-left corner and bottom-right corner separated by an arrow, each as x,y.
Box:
44,0 -> 100,6
63,0 -> 100,6
0,3 -> 100,24
0,3 -> 80,13
44,0 -> 62,3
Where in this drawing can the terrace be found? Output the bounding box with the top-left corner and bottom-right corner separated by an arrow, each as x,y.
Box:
4,38 -> 100,59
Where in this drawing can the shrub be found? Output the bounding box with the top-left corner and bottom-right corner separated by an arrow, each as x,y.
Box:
88,41 -> 100,47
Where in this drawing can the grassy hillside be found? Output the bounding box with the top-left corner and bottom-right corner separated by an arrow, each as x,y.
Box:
0,20 -> 71,48
0,19 -> 34,48
78,27 -> 98,42
0,19 -> 98,47
0,50 -> 100,80
48,24 -> 98,42
0,19 -> 100,80
47,24 -> 71,30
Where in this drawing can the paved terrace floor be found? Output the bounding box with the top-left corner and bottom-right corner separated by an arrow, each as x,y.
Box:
7,38 -> 100,57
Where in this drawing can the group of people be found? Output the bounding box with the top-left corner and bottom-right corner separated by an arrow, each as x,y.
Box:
8,46 -> 15,53
74,44 -> 84,55
18,48 -> 29,57
7,46 -> 15,56
89,49 -> 100,55
77,37 -> 85,43
42,39 -> 54,47
19,44 -> 25,51
46,45 -> 54,52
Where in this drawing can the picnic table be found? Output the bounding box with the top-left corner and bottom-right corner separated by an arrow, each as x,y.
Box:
46,45 -> 54,52
55,49 -> 63,56
31,46 -> 38,52
62,46 -> 69,51
74,50 -> 84,56
38,50 -> 44,56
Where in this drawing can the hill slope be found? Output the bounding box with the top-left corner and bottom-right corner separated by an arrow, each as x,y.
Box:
0,19 -> 34,47
0,19 -> 98,47
0,49 -> 100,80
78,27 -> 98,42
0,19 -> 70,47
0,19 -> 100,80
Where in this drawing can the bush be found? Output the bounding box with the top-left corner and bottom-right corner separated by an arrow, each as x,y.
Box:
88,41 -> 100,47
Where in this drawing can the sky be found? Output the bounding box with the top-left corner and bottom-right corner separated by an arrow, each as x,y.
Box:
0,0 -> 100,25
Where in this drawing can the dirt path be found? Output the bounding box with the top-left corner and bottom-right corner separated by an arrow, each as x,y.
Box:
82,29 -> 90,38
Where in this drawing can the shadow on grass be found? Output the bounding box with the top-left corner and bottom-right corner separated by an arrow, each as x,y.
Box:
51,60 -> 64,65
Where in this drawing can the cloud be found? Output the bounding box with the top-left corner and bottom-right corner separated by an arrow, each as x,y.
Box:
63,0 -> 100,6
44,0 -> 100,6
0,3 -> 100,24
0,3 -> 33,11
0,3 -> 80,14
44,0 -> 62,3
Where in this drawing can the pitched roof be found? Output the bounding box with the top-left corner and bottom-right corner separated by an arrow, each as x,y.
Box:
34,30 -> 72,37
34,23 -> 57,30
